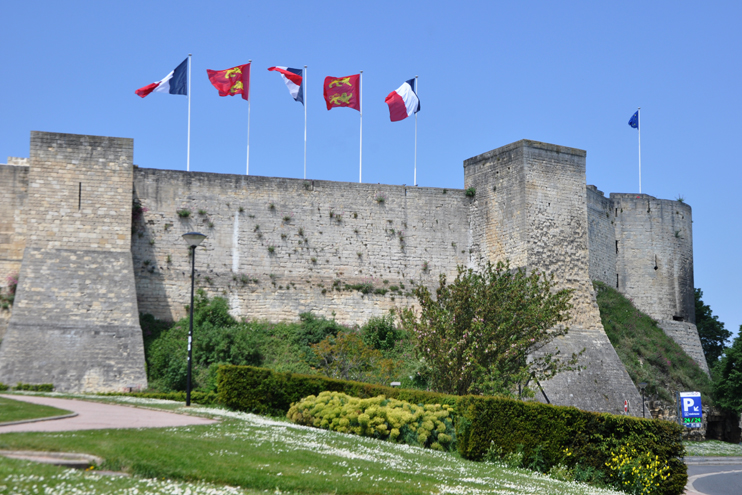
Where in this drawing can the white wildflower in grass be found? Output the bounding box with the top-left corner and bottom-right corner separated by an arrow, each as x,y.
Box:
684,439 -> 742,457
0,393 -> 626,495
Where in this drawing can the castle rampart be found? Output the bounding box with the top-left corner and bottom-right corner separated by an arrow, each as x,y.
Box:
0,132 -> 147,392
0,131 -> 709,409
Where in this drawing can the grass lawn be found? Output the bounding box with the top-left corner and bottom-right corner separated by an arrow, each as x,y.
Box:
0,395 -> 71,423
0,396 -> 622,495
684,440 -> 742,457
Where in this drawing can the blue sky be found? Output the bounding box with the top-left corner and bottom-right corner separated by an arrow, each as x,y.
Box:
2,1 -> 740,340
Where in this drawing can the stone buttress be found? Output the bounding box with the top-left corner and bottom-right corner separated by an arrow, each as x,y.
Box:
0,132 -> 147,392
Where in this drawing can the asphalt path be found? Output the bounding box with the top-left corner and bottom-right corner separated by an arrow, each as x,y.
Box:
686,459 -> 742,495
0,394 -> 216,433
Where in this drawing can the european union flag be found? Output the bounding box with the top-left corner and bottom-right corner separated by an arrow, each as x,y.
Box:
628,111 -> 639,129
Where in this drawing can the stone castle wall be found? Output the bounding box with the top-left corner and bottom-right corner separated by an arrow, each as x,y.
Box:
0,131 -> 708,403
586,188 -> 707,374
0,160 -> 29,340
464,141 -> 643,413
0,132 -> 147,392
131,169 -> 470,326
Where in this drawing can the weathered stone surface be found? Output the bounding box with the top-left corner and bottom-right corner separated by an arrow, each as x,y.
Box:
0,131 -> 706,410
464,140 -> 643,415
0,132 -> 146,392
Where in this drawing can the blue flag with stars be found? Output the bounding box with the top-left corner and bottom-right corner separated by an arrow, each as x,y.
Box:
628,111 -> 639,129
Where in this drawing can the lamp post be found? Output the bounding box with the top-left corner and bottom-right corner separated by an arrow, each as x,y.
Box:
182,232 -> 207,407
638,382 -> 648,418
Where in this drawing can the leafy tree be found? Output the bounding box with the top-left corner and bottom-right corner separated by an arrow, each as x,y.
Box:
695,288 -> 732,369
714,327 -> 742,413
398,261 -> 578,396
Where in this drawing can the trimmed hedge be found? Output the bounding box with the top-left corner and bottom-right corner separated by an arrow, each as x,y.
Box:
218,365 -> 686,495
456,396 -> 686,495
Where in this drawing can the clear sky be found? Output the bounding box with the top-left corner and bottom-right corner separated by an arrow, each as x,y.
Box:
2,1 -> 739,340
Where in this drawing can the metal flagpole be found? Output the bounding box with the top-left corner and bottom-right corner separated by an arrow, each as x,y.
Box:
187,54 -> 192,172
359,70 -> 363,183
414,75 -> 418,186
304,65 -> 307,180
638,107 -> 641,194
246,60 -> 252,175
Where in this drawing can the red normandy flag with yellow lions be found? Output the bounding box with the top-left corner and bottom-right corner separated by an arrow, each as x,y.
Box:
323,74 -> 360,111
206,63 -> 251,100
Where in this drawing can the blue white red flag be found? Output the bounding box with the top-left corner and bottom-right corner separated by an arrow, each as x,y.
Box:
385,79 -> 420,122
267,66 -> 304,104
135,58 -> 188,98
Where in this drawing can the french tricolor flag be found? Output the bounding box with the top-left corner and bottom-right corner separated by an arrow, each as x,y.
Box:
135,58 -> 188,98
385,78 -> 420,122
267,66 -> 304,104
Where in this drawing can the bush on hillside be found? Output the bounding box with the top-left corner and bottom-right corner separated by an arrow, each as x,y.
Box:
594,281 -> 714,405
287,391 -> 456,451
310,331 -> 401,384
142,292 -> 351,392
361,313 -> 405,351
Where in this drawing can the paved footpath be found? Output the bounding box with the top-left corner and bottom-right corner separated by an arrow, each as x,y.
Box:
0,394 -> 216,433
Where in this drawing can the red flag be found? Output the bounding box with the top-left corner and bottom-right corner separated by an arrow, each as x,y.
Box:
206,63 -> 251,100
323,74 -> 360,111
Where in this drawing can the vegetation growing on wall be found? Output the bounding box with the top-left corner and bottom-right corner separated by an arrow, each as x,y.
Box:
594,281 -> 714,404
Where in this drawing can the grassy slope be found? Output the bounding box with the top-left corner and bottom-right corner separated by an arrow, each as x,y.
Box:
0,395 -> 71,423
593,281 -> 713,405
0,396 -> 621,495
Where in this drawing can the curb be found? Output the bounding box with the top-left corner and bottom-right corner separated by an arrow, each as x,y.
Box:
685,456 -> 742,465
0,450 -> 103,469
0,412 -> 78,428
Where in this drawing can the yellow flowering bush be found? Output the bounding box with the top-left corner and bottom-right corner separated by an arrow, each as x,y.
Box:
287,391 -> 456,450
605,444 -> 671,495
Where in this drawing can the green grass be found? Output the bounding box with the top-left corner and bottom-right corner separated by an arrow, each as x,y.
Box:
684,440 -> 742,457
0,395 -> 71,423
594,281 -> 714,404
0,395 -> 622,495
0,455 -> 258,495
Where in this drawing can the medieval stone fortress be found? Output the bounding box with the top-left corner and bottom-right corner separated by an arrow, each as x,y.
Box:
0,131 -> 705,416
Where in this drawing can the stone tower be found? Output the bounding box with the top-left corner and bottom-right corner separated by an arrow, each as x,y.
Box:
464,140 -> 642,414
0,132 -> 147,392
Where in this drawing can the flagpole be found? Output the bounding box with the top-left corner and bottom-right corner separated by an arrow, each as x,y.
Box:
247,60 -> 252,175
187,53 -> 192,172
359,70 -> 363,184
414,75 -> 418,187
304,65 -> 307,180
638,107 -> 641,194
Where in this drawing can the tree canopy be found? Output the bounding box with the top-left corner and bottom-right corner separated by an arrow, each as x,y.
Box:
695,288 -> 731,370
398,261 -> 579,397
713,327 -> 742,413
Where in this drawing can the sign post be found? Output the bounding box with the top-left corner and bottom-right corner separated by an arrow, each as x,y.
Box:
679,391 -> 702,428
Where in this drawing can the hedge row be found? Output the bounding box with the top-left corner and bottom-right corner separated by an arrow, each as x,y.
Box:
217,365 -> 686,495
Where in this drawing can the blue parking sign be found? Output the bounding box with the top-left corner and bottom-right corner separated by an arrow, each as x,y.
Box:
679,391 -> 702,428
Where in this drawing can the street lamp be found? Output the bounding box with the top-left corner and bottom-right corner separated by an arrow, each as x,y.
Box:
182,232 -> 207,407
638,382 -> 648,418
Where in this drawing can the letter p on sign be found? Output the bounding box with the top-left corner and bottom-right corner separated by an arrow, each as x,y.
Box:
683,398 -> 694,411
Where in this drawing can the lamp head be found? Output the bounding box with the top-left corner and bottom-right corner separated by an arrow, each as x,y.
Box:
638,382 -> 648,391
182,232 -> 207,247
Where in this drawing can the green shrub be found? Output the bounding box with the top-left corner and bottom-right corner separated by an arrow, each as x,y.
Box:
287,391 -> 456,451
361,314 -> 404,351
13,383 -> 54,392
0,382 -> 8,391
455,395 -> 686,495
219,365 -> 687,495
217,365 -> 457,418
